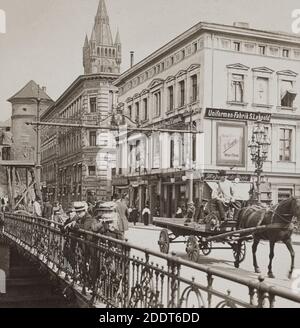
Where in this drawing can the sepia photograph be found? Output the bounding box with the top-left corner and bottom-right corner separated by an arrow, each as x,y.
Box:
0,0 -> 300,315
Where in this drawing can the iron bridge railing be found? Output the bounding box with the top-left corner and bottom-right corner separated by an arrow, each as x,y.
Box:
1,213 -> 300,308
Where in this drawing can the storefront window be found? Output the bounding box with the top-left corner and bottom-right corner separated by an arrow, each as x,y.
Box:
278,188 -> 293,203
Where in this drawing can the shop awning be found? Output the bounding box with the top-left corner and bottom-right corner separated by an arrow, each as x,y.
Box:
206,181 -> 252,201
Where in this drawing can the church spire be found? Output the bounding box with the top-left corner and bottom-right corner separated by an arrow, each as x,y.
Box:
96,0 -> 109,20
84,34 -> 89,48
93,0 -> 113,45
114,28 -> 121,45
83,0 -> 121,75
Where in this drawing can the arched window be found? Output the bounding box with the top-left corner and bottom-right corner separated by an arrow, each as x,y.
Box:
105,48 -> 108,56
113,49 -> 115,56
109,49 -> 112,57
97,47 -> 100,56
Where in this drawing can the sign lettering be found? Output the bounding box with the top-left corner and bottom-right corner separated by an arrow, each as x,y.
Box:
205,108 -> 271,123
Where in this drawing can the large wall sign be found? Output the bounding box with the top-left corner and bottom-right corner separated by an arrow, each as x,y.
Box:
217,123 -> 245,166
205,108 -> 271,122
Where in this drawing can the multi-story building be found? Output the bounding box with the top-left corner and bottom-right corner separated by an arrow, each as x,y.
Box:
41,0 -> 121,207
113,21 -> 300,220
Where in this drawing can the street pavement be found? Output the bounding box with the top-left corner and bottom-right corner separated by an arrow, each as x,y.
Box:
125,223 -> 300,308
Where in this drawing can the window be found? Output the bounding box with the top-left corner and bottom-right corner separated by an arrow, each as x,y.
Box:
152,134 -> 160,169
193,42 -> 198,53
182,49 -> 186,59
280,80 -> 296,108
283,49 -> 289,58
88,166 -> 96,176
179,80 -> 185,107
154,91 -> 161,117
231,74 -> 244,102
234,42 -> 241,52
168,86 -> 174,111
259,46 -> 266,55
278,189 -> 293,202
192,134 -> 197,162
171,56 -> 174,65
109,91 -> 114,111
143,98 -> 148,120
135,102 -> 140,122
255,77 -> 269,105
191,75 -> 198,102
128,105 -> 132,119
89,131 -> 97,147
279,128 -> 292,161
170,139 -> 175,168
89,97 -> 97,113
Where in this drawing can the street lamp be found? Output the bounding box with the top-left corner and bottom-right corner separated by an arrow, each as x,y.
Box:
248,118 -> 271,204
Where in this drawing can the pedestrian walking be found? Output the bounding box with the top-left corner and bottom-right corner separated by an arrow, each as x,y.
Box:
142,203 -> 151,226
115,194 -> 129,239
42,197 -> 53,220
33,198 -> 42,217
131,205 -> 139,226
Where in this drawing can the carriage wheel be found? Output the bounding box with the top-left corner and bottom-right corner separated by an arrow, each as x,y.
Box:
186,236 -> 200,262
200,240 -> 212,256
158,229 -> 170,254
233,241 -> 246,268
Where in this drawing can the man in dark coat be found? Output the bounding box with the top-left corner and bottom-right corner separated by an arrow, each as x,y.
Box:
42,197 -> 53,220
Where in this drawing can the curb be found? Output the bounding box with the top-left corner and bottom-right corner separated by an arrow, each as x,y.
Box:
129,224 -> 161,232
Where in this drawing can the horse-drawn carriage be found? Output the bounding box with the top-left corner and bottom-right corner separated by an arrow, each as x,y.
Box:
154,200 -> 250,268
154,196 -> 300,278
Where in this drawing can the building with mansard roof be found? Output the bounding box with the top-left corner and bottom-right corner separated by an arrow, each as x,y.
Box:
41,0 -> 121,207
113,21 -> 300,220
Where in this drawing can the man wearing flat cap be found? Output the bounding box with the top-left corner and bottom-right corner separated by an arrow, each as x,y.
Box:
211,170 -> 236,221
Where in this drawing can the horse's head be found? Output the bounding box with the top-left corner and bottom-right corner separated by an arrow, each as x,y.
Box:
291,197 -> 300,221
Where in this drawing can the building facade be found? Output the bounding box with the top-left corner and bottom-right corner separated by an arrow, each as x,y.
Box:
8,80 -> 53,163
113,21 -> 300,220
41,0 -> 120,207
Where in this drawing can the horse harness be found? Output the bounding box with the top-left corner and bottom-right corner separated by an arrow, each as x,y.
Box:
257,204 -> 294,231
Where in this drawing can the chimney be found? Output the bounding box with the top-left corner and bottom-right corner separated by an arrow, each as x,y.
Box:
130,51 -> 134,68
233,22 -> 249,28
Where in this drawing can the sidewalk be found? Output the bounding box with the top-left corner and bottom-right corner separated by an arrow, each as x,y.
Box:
129,222 -> 161,232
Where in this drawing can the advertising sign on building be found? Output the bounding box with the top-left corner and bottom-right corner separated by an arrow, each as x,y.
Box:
205,108 -> 271,123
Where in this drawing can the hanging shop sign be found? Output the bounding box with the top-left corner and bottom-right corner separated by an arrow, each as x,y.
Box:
112,177 -> 129,186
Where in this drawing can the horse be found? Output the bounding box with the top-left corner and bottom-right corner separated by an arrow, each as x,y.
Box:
236,197 -> 300,279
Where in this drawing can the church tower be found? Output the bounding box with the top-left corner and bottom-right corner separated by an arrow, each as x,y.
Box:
83,0 -> 122,74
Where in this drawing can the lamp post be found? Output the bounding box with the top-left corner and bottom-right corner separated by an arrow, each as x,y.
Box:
248,119 -> 271,204
32,85 -> 43,201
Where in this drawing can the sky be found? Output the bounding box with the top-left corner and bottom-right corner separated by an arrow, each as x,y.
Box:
0,0 -> 299,122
